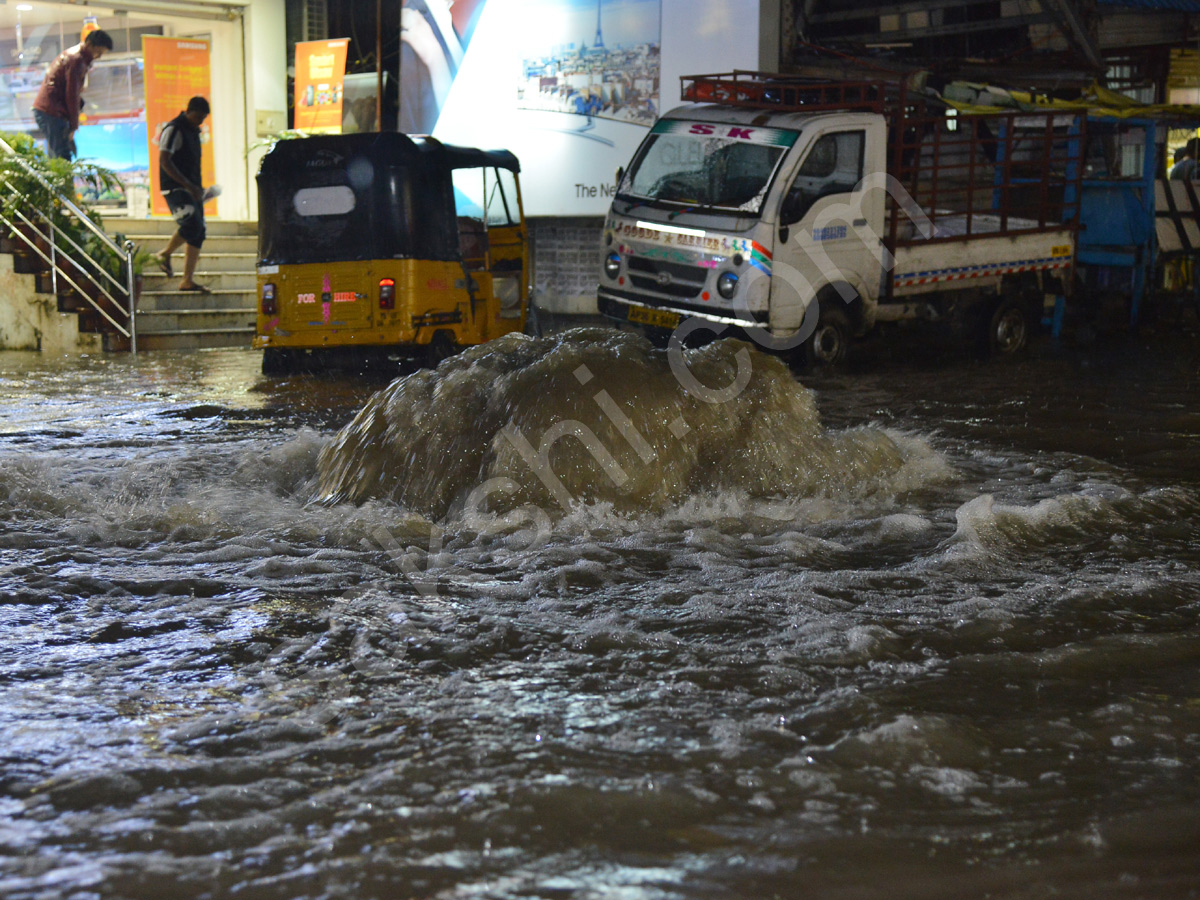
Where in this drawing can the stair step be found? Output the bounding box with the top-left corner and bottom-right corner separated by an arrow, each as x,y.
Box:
141,279 -> 257,292
142,325 -> 257,335
104,217 -> 258,238
137,307 -> 256,316
4,217 -> 263,353
138,252 -> 255,273
131,331 -> 257,351
126,229 -> 257,241
140,287 -> 255,298
142,286 -> 258,299
135,310 -> 257,334
138,293 -> 256,312
130,236 -> 259,255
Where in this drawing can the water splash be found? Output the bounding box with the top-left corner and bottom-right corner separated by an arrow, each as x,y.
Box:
317,329 -> 941,519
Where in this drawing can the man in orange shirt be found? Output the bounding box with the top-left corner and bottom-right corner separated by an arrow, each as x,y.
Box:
32,30 -> 113,161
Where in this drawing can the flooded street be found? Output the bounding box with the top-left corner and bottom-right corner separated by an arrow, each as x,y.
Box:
2,323 -> 1200,899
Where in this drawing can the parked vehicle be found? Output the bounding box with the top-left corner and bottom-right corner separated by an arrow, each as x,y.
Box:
254,132 -> 529,374
938,82 -> 1200,331
598,72 -> 1083,363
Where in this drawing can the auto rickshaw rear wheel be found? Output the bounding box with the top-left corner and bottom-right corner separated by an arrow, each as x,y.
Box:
426,330 -> 459,368
262,348 -> 296,376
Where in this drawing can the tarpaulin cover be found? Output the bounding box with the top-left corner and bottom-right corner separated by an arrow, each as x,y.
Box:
941,81 -> 1200,122
256,132 -> 519,266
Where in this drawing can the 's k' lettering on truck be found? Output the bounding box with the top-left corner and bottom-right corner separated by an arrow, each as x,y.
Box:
597,72 -> 1082,363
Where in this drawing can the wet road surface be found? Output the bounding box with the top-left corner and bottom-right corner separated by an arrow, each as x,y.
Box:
1,321 -> 1199,899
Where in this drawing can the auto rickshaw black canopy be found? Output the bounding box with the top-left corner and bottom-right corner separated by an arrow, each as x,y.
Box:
256,132 -> 520,267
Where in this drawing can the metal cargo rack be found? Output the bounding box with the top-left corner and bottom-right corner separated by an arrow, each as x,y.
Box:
886,108 -> 1086,243
680,71 -> 889,114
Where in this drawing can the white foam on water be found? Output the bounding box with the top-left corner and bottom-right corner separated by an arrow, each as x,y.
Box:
950,487 -> 1134,558
821,713 -> 994,770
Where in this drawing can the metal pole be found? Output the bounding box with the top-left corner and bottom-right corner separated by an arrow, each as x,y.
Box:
47,207 -> 57,295
376,0 -> 383,131
124,239 -> 137,354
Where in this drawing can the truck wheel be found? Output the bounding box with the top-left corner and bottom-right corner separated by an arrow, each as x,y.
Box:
261,348 -> 294,376
803,302 -> 851,367
982,298 -> 1029,356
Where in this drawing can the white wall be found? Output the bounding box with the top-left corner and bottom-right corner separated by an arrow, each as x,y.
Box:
0,255 -> 103,353
206,18 -> 249,219
660,0 -> 774,118
243,0 -> 288,221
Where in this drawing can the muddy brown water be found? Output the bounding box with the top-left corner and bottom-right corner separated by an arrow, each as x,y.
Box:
1,322 -> 1199,899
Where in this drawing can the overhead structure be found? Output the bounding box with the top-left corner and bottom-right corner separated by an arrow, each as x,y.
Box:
791,0 -> 1200,94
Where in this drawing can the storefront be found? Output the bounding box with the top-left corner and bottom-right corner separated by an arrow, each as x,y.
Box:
0,0 -> 285,221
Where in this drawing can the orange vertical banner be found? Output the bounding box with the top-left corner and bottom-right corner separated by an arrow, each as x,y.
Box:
294,39 -> 350,134
143,36 -> 216,218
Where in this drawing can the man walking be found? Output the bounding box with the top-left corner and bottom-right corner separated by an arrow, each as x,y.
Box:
154,96 -> 211,293
1170,138 -> 1200,181
32,29 -> 113,160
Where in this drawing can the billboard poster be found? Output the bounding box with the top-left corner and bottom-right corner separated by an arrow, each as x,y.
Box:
406,0 -> 767,216
398,0 -> 487,134
516,0 -> 660,127
142,36 -> 216,218
294,39 -> 351,134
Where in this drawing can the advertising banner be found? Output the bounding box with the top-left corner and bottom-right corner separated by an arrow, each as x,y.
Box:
406,0 -> 767,216
143,36 -> 216,218
294,39 -> 351,134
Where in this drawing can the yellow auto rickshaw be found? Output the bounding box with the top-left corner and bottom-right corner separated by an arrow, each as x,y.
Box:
254,132 -> 529,374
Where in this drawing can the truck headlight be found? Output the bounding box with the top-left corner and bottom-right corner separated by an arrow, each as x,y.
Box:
604,252 -> 621,279
717,271 -> 738,299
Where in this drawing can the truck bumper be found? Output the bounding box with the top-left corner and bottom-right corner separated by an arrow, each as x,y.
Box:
597,289 -> 768,330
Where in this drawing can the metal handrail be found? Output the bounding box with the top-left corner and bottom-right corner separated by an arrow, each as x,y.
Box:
0,137 -> 138,352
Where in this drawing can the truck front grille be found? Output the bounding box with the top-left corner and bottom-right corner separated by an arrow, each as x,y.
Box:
626,256 -> 708,299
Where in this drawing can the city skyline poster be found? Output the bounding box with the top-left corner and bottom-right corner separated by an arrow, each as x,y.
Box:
516,0 -> 661,126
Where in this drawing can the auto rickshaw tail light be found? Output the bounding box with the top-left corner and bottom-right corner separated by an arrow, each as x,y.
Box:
379,278 -> 395,310
261,282 -> 277,316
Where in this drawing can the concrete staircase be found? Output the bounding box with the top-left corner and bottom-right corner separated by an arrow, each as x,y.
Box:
106,216 -> 258,351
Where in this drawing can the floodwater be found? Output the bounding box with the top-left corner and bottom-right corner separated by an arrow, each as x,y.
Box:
1,321 -> 1199,900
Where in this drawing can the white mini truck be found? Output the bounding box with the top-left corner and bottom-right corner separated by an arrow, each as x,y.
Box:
598,73 -> 1082,362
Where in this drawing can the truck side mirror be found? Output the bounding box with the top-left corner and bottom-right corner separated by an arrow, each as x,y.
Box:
780,188 -> 805,226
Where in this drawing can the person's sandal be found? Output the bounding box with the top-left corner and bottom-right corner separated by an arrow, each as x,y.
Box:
156,254 -> 173,277
179,282 -> 211,293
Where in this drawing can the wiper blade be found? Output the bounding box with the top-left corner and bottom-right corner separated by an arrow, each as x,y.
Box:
667,206 -> 699,220
616,195 -> 650,214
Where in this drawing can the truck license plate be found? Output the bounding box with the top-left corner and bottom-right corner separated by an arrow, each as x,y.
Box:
628,305 -> 681,330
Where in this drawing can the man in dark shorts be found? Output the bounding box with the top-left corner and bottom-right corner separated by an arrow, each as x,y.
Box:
154,96 -> 211,292
32,29 -> 113,160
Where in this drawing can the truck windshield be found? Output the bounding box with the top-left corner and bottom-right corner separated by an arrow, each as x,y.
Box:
620,120 -> 799,215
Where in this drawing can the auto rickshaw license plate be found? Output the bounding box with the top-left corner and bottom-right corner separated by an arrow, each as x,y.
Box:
628,305 -> 681,330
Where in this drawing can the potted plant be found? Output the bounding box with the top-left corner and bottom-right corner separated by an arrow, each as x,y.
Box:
0,131 -> 133,308
0,131 -> 121,253
86,229 -> 154,304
